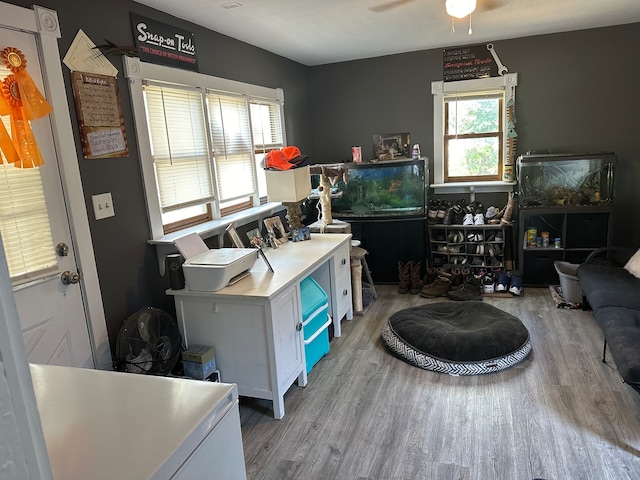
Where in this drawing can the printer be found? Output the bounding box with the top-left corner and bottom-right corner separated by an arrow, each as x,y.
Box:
175,233 -> 258,292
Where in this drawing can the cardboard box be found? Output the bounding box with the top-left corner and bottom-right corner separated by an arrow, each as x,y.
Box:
265,166 -> 311,202
182,345 -> 216,380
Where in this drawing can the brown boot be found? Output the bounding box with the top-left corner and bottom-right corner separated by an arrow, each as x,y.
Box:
398,261 -> 411,294
420,274 -> 452,298
409,261 -> 423,294
423,266 -> 438,286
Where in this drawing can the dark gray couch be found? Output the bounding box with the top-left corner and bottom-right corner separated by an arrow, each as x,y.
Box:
577,247 -> 640,393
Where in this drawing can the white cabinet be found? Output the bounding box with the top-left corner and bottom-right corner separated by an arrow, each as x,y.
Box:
169,234 -> 352,419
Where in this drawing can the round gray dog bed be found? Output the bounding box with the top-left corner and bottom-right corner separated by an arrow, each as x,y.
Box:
381,302 -> 531,375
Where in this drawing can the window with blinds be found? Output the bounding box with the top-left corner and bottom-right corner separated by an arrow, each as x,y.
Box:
143,84 -> 215,213
250,99 -> 284,201
207,92 -> 256,203
0,115 -> 57,284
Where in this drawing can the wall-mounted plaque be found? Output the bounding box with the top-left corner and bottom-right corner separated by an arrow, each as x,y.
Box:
130,13 -> 198,72
70,71 -> 128,159
443,44 -> 497,82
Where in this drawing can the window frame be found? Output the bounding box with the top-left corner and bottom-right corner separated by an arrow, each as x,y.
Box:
432,73 -> 517,194
124,56 -> 285,240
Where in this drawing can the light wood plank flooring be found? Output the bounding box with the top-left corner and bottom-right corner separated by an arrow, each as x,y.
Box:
239,286 -> 640,480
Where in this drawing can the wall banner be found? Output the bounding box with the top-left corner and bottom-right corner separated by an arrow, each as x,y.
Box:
130,13 -> 199,72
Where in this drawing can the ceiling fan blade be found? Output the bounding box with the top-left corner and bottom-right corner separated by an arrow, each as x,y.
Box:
369,0 -> 417,13
477,0 -> 502,12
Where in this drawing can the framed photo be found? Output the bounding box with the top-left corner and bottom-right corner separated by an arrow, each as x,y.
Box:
225,224 -> 245,248
264,216 -> 287,245
246,228 -> 264,248
373,133 -> 410,160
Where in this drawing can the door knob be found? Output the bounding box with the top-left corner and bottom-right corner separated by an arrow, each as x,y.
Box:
61,270 -> 80,285
56,242 -> 69,256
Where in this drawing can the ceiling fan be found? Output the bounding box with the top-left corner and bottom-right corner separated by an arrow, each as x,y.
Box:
370,0 -> 501,15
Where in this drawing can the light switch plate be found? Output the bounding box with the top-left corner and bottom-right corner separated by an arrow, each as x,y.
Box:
92,193 -> 115,220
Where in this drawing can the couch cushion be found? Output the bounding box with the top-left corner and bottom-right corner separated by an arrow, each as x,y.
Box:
595,306 -> 640,390
577,264 -> 640,312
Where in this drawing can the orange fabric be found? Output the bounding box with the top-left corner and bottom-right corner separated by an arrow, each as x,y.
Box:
281,145 -> 301,161
265,149 -> 293,170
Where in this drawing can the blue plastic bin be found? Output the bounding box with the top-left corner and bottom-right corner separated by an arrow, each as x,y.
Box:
300,276 -> 331,373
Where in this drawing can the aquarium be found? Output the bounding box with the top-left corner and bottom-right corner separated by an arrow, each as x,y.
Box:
327,158 -> 427,218
517,152 -> 616,208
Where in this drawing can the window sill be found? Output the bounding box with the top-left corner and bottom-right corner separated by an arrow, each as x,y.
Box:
430,181 -> 516,196
149,202 -> 285,275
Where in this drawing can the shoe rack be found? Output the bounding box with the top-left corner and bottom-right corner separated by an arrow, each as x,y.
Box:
428,224 -> 512,269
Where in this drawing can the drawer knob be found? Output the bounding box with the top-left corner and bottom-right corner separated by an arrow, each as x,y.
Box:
343,289 -> 348,296
296,322 -> 302,332
341,258 -> 347,265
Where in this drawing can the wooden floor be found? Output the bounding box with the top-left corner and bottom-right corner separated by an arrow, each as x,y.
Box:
239,285 -> 640,480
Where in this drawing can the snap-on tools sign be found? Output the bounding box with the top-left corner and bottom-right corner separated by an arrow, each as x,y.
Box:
131,14 -> 199,71
443,44 -> 496,82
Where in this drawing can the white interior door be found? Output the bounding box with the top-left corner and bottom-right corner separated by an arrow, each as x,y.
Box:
0,12 -> 94,367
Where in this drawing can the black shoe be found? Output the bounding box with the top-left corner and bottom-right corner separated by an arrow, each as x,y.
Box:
447,275 -> 483,301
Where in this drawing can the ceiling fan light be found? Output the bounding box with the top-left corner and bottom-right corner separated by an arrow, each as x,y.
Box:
445,0 -> 477,19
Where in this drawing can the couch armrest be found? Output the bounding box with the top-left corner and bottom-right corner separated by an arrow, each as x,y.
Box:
583,246 -> 636,266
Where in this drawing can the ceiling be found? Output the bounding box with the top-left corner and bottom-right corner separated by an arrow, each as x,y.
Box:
133,0 -> 640,66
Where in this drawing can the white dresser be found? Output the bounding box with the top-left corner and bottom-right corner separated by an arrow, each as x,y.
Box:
31,364 -> 247,479
168,233 -> 353,419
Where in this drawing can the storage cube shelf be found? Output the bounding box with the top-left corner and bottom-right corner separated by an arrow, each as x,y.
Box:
300,276 -> 331,374
518,206 -> 613,285
428,224 -> 510,269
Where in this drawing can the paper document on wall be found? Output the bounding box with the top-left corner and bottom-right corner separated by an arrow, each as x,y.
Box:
63,29 -> 118,77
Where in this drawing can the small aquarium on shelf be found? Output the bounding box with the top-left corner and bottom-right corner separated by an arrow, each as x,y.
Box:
517,152 -> 616,208
328,158 -> 427,219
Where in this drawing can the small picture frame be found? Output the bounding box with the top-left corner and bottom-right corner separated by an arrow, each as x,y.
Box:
291,226 -> 311,242
246,228 -> 264,248
225,224 -> 245,248
264,216 -> 288,245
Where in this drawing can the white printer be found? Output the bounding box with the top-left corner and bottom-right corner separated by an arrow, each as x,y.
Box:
175,233 -> 258,292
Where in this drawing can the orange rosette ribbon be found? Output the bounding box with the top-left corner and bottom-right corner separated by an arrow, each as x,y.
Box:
1,47 -> 52,120
0,47 -> 53,168
1,74 -> 45,167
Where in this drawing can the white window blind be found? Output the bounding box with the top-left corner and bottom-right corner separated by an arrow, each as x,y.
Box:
250,100 -> 283,151
143,84 -> 215,212
207,92 -> 256,202
0,120 -> 56,284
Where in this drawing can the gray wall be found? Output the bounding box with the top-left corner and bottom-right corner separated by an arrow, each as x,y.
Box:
7,0 -> 312,352
7,0 -> 640,352
309,24 -> 640,247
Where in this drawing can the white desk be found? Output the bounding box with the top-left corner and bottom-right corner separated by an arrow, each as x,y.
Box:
168,234 -> 353,419
31,364 -> 247,479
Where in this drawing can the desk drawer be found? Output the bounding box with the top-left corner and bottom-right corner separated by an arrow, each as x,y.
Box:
335,271 -> 352,318
334,244 -> 350,278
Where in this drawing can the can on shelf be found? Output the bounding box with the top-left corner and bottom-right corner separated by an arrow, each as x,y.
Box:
526,227 -> 537,246
541,231 -> 550,247
554,237 -> 561,248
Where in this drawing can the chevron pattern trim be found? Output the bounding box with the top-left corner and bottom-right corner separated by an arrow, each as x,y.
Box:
381,321 -> 531,375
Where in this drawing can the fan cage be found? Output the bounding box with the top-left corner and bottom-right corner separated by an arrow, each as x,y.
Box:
114,307 -> 182,375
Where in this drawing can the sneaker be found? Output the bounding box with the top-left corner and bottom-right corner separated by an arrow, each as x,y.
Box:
509,272 -> 523,296
436,201 -> 449,224
483,275 -> 495,294
427,200 -> 439,224
474,213 -> 485,225
463,213 -> 474,225
496,271 -> 510,292
485,205 -> 498,220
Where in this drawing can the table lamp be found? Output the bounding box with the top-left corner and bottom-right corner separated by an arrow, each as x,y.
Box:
265,166 -> 311,230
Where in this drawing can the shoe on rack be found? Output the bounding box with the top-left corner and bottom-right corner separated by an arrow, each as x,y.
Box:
442,206 -> 454,225
485,205 -> 498,220
463,213 -> 474,225
427,200 -> 439,225
509,271 -> 523,296
436,200 -> 449,224
474,212 -> 485,225
496,270 -> 510,292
